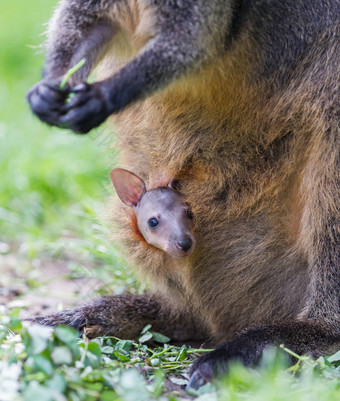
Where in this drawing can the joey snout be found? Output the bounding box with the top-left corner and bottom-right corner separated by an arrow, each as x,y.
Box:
166,232 -> 196,257
176,237 -> 193,252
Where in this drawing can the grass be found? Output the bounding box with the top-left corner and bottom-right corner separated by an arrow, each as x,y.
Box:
1,309 -> 340,401
0,0 -> 133,292
0,0 -> 340,400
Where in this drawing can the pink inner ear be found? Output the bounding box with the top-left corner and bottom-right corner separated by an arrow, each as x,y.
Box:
110,168 -> 146,207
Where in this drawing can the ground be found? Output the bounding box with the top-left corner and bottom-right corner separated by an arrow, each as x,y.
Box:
0,241 -> 104,318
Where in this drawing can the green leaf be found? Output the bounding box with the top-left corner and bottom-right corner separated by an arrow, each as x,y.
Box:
46,373 -> 67,393
82,368 -> 106,382
84,382 -> 104,392
85,349 -> 101,368
118,369 -> 151,401
23,383 -> 54,401
101,390 -> 119,401
169,376 -> 188,386
9,308 -> 22,318
26,325 -> 52,355
151,369 -> 165,397
139,332 -> 153,343
88,341 -> 102,359
150,358 -> 160,366
55,325 -> 79,344
33,355 -> 53,376
321,356 -> 334,368
101,346 -> 114,354
141,324 -> 152,334
51,346 -> 73,365
10,317 -> 22,331
115,339 -> 132,353
113,351 -> 130,362
151,332 -> 171,344
327,350 -> 340,363
176,346 -> 187,361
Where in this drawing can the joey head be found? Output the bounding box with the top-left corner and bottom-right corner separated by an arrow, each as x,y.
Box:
111,168 -> 195,257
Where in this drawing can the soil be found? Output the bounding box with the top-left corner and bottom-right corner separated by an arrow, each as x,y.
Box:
0,241 -> 103,319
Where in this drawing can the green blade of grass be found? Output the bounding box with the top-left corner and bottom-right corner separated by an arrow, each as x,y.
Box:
59,58 -> 86,89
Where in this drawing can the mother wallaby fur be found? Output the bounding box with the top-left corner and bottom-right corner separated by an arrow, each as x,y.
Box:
27,0 -> 340,388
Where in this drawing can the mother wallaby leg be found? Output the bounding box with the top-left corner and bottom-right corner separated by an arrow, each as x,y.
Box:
28,293 -> 208,342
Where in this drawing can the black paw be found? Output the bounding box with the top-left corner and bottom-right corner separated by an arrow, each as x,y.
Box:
58,82 -> 109,133
27,79 -> 68,127
188,333 -> 267,389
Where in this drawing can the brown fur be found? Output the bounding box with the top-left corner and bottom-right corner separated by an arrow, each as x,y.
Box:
108,18 -> 338,342
27,0 -> 340,384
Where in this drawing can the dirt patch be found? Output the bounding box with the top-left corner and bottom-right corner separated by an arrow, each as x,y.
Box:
0,242 -> 103,319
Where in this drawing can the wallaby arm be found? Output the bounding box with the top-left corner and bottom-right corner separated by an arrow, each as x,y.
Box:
43,0 -> 118,82
57,31 -> 210,133
27,0 -> 118,127
27,0 -> 231,133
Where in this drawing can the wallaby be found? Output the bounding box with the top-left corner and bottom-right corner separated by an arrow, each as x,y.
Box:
110,168 -> 195,257
27,0 -> 340,389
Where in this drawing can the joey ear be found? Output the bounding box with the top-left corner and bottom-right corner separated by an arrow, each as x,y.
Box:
110,168 -> 146,207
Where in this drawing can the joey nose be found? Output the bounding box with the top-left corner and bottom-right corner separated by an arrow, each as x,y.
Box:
176,238 -> 192,252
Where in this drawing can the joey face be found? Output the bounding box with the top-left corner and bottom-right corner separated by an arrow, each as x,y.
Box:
111,168 -> 195,257
135,188 -> 195,257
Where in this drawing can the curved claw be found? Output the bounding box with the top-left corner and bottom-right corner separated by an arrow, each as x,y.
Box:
186,370 -> 208,390
72,83 -> 89,93
187,356 -> 215,390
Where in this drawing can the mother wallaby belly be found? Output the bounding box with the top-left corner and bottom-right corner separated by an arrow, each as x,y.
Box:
110,55 -> 310,340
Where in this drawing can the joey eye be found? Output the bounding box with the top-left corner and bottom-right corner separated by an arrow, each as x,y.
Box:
187,209 -> 194,220
148,217 -> 159,228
